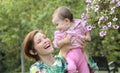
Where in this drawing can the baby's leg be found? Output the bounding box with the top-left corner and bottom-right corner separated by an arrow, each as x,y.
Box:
77,50 -> 90,73
66,48 -> 90,73
66,57 -> 77,73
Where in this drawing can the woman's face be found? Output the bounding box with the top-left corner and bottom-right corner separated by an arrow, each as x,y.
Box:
33,32 -> 54,55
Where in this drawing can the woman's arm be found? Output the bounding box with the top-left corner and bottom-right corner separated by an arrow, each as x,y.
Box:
85,32 -> 91,41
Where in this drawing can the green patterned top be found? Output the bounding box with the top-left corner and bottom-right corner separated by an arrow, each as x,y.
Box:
30,55 -> 67,73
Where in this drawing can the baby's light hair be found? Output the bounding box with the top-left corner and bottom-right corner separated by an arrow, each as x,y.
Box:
53,6 -> 73,22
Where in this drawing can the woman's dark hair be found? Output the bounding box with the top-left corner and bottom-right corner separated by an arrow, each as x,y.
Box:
22,30 -> 44,61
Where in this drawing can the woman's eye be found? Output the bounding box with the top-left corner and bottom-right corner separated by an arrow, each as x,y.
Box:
55,23 -> 58,26
56,24 -> 58,26
37,40 -> 41,44
44,36 -> 47,39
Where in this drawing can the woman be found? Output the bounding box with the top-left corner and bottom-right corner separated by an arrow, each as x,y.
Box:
22,30 -> 86,73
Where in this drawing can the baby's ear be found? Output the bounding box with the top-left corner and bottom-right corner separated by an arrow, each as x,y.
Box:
29,50 -> 37,55
64,18 -> 70,23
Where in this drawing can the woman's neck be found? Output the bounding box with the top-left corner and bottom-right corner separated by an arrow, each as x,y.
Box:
39,54 -> 55,66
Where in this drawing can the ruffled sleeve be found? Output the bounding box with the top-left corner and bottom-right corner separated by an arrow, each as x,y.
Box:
53,31 -> 63,48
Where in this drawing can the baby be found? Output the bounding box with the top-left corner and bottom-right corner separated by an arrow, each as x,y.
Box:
52,6 -> 91,73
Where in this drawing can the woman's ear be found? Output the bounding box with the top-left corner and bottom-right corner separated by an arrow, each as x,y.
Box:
29,50 -> 37,55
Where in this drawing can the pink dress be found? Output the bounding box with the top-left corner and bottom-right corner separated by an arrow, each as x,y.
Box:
53,19 -> 90,73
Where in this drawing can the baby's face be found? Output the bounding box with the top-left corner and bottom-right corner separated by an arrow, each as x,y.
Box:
52,14 -> 70,32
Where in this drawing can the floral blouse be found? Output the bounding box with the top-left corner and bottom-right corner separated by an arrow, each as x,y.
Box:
88,56 -> 99,73
30,55 -> 67,73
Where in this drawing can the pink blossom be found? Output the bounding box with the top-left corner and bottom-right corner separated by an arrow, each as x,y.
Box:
116,0 -> 119,2
103,25 -> 108,30
99,31 -> 106,37
110,7 -> 115,14
99,16 -> 104,21
98,21 -> 101,24
86,8 -> 90,14
81,13 -> 87,20
112,7 -> 116,9
86,4 -> 91,14
110,0 -> 115,4
94,5 -> 99,12
110,10 -> 115,14
112,25 -> 119,29
81,13 -> 85,18
117,1 -> 120,7
112,17 -> 118,21
107,22 -> 112,27
86,0 -> 91,3
104,16 -> 108,21
110,11 -> 114,15
86,25 -> 92,31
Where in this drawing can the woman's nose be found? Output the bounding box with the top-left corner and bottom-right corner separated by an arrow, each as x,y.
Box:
43,39 -> 47,44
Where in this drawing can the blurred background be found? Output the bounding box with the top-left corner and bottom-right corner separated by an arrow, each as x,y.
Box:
0,0 -> 119,73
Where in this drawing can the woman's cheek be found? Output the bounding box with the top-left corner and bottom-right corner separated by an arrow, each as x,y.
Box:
36,44 -> 43,50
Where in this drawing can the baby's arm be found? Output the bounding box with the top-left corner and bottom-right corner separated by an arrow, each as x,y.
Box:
59,35 -> 80,57
57,34 -> 72,48
53,31 -> 72,49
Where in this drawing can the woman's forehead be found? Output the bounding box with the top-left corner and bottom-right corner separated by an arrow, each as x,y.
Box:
34,32 -> 45,40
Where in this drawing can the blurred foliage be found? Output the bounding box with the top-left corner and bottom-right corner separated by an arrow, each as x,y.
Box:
85,0 -> 120,61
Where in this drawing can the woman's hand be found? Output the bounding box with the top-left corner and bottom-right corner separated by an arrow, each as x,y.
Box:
76,38 -> 86,49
